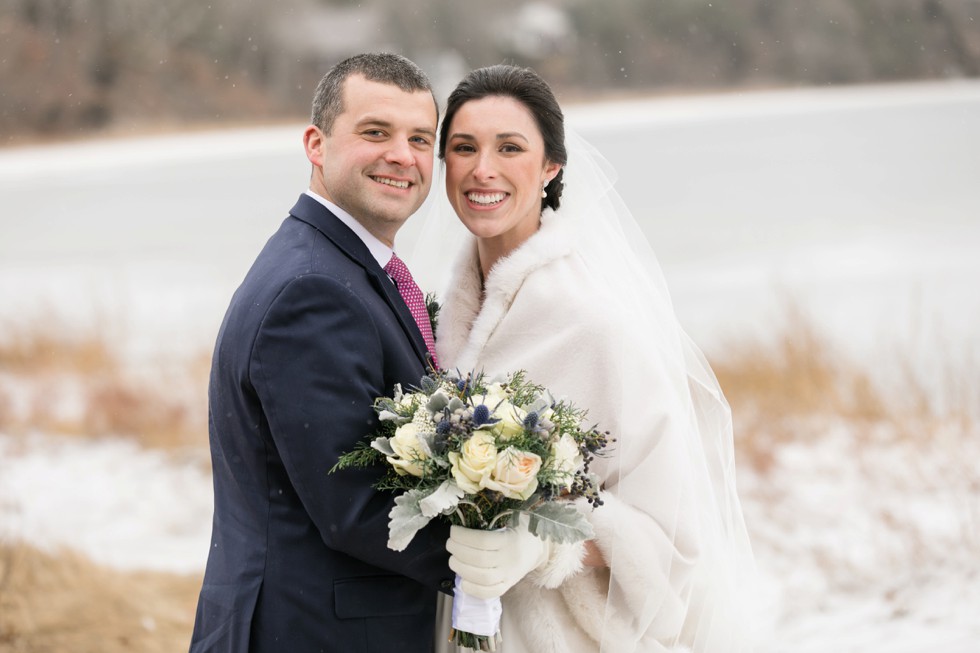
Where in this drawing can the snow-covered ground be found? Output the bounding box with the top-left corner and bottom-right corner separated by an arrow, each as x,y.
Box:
0,434 -> 212,574
2,81 -> 979,651
2,421 -> 977,651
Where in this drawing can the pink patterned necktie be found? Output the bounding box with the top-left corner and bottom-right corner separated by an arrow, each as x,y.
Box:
384,253 -> 438,369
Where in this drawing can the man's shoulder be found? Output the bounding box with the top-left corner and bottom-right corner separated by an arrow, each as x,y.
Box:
224,219 -> 356,313
254,213 -> 359,274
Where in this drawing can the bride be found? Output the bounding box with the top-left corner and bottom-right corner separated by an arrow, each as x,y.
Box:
418,65 -> 760,652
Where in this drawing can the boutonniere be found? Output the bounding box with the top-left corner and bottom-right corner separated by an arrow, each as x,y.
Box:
425,292 -> 441,338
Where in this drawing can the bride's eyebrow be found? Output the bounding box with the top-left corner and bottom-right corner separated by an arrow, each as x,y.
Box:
495,132 -> 529,143
448,132 -> 529,143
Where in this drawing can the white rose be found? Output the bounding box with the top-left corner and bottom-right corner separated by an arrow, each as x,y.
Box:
398,389 -> 419,409
386,422 -> 427,477
491,400 -> 527,440
551,433 -> 583,490
448,431 -> 497,493
482,382 -> 513,407
484,447 -> 542,500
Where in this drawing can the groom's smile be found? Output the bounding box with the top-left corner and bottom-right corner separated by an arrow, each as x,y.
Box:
371,175 -> 413,190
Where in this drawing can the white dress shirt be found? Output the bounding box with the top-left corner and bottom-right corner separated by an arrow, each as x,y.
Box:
304,190 -> 395,270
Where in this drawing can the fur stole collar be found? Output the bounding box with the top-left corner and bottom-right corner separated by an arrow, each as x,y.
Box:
435,209 -> 574,371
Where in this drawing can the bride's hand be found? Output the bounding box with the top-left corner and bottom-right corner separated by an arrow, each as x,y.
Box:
447,522 -> 549,600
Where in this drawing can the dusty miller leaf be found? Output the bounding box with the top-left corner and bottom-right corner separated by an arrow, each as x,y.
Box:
419,480 -> 464,518
523,391 -> 554,414
426,389 -> 450,413
378,410 -> 410,424
370,437 -> 395,457
526,503 -> 594,544
387,490 -> 432,551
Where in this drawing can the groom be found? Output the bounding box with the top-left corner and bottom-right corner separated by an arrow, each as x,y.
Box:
189,53 -> 452,652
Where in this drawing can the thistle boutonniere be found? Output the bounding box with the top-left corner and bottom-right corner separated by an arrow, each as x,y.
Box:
425,292 -> 440,338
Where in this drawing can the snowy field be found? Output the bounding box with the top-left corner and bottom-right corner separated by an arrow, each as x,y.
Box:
1,80 -> 979,651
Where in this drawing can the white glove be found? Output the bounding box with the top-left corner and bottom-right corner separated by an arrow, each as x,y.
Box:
447,517 -> 549,600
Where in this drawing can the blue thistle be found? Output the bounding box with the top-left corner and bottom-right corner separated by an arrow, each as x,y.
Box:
456,378 -> 468,393
431,431 -> 448,456
436,419 -> 451,435
523,411 -> 539,430
472,404 -> 491,426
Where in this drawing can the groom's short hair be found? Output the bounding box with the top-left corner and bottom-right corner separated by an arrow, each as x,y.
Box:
311,53 -> 436,135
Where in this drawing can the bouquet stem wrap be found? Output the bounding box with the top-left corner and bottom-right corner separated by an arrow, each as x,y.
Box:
452,574 -> 502,642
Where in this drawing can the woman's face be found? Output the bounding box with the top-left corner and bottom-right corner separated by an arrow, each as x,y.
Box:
444,96 -> 561,253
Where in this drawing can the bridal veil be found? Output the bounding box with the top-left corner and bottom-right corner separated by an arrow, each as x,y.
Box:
411,130 -> 764,652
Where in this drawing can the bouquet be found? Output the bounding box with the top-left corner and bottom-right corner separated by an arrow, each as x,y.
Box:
331,368 -> 610,651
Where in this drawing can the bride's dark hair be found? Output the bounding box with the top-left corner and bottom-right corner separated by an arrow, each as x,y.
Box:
439,64 -> 567,211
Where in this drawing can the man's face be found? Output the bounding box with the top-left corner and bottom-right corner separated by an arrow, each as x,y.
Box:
306,75 -> 437,246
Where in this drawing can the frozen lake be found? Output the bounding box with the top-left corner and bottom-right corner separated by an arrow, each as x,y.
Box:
1,80 -> 978,367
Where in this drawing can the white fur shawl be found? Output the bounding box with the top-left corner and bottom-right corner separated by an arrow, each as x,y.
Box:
433,212 -> 704,653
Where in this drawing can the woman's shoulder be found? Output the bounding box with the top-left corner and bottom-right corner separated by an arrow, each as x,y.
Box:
514,253 -> 625,351
475,210 -> 627,335
521,248 -> 596,300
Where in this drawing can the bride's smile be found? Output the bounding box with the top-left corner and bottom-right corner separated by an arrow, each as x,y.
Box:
465,190 -> 508,206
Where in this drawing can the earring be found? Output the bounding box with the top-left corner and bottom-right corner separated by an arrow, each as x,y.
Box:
541,187 -> 547,199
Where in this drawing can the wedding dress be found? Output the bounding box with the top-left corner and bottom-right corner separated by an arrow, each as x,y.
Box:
415,132 -> 761,652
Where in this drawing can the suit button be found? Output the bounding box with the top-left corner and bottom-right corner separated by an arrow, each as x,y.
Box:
441,579 -> 454,590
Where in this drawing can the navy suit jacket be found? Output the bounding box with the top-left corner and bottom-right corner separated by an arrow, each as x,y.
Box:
190,194 -> 452,652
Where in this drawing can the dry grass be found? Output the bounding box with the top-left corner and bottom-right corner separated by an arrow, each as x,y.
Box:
710,306 -> 977,472
1,306 -> 977,651
2,305 -> 974,459
0,313 -> 116,376
719,331 -> 885,420
0,542 -> 202,653
0,316 -> 209,652
0,313 -> 208,450
713,309 -> 875,470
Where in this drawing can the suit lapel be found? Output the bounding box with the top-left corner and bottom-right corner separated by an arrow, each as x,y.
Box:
288,194 -> 429,367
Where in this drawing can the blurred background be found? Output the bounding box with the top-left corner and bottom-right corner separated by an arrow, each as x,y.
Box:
3,0 -> 980,144
1,1 -> 979,652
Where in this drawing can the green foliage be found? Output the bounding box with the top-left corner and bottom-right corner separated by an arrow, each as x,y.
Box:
335,367 -> 610,538
425,292 -> 440,336
502,369 -> 544,408
329,440 -> 383,473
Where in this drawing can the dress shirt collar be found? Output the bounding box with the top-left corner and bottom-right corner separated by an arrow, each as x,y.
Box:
304,190 -> 394,269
